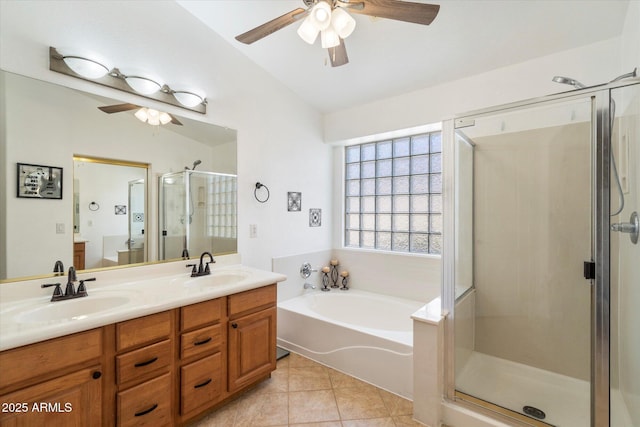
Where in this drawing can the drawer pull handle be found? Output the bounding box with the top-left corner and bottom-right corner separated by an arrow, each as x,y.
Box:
134,403 -> 158,417
194,378 -> 212,389
231,322 -> 238,329
194,337 -> 212,346
134,356 -> 158,368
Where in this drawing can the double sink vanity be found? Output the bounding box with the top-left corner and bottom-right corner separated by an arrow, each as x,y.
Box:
0,254 -> 286,426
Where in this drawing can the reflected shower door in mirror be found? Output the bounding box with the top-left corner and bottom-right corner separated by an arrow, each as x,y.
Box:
159,171 -> 237,261
73,157 -> 148,270
1,70 -> 237,282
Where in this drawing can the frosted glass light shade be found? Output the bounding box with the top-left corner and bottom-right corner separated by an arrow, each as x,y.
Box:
310,1 -> 332,31
134,108 -> 148,122
321,27 -> 340,49
125,76 -> 161,95
63,56 -> 109,79
159,112 -> 172,125
173,91 -> 204,107
331,8 -> 356,38
297,16 -> 320,44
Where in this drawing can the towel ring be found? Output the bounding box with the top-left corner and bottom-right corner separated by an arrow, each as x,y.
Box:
89,201 -> 100,211
254,182 -> 270,203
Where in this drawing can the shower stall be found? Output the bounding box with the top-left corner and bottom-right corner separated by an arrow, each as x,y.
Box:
158,170 -> 237,261
444,80 -> 639,426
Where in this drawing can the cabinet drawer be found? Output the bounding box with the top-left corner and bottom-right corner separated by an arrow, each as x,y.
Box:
116,339 -> 172,385
228,285 -> 276,319
180,353 -> 223,416
181,298 -> 223,331
180,324 -> 221,360
0,329 -> 102,392
116,311 -> 171,352
117,372 -> 172,427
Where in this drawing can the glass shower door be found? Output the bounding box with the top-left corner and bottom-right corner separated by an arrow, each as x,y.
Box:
452,96 -> 594,426
609,83 -> 640,427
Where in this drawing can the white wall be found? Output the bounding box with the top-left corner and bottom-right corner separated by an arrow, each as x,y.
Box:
0,1 -> 334,274
324,37 -> 623,144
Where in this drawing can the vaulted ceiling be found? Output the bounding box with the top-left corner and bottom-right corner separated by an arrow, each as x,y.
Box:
177,0 -> 630,113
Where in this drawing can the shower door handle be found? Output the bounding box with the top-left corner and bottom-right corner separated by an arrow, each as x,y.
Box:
583,261 -> 595,280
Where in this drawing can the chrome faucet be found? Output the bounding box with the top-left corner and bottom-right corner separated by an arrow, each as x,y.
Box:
41,266 -> 96,301
186,251 -> 216,277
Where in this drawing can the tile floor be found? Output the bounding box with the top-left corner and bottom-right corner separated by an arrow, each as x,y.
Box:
189,352 -> 424,427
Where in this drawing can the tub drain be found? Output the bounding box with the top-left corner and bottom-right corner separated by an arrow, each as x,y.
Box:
523,405 -> 546,420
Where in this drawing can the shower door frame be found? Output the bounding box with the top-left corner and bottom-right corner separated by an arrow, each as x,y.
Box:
443,79 -> 640,427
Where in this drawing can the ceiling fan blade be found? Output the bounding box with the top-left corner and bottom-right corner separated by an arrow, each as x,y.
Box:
236,8 -> 308,44
328,39 -> 349,67
346,0 -> 440,25
98,103 -> 140,114
169,114 -> 183,126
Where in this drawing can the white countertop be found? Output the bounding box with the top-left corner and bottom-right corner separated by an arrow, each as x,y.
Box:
0,255 -> 286,351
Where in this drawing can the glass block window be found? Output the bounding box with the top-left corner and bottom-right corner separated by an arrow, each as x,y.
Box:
345,131 -> 442,254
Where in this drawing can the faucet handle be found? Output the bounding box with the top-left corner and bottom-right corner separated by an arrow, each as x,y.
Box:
76,277 -> 96,296
186,263 -> 197,276
204,262 -> 211,274
41,283 -> 63,300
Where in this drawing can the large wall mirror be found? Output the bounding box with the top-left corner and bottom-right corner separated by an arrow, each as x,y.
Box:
0,70 -> 237,282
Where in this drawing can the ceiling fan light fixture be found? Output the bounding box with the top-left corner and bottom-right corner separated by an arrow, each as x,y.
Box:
124,76 -> 162,95
331,7 -> 356,39
62,56 -> 110,79
297,15 -> 320,44
321,27 -> 340,49
134,107 -> 149,123
310,1 -> 332,30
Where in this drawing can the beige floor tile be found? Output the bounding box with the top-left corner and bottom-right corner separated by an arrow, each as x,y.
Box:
288,353 -> 324,369
393,415 -> 426,426
378,389 -> 413,416
288,390 -> 340,424
289,366 -> 332,391
191,400 -> 238,426
328,368 -> 374,390
289,422 -> 343,427
234,391 -> 289,427
342,417 -> 396,427
254,368 -> 290,394
334,386 -> 390,420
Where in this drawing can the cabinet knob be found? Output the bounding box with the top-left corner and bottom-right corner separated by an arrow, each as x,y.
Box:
92,371 -> 102,380
231,322 -> 238,329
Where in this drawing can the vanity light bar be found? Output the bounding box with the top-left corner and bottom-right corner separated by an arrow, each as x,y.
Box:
49,47 -> 207,114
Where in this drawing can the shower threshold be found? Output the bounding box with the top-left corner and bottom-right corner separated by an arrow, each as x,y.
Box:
455,351 -> 589,427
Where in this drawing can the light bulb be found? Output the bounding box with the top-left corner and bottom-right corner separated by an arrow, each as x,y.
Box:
311,1 -> 332,31
125,76 -> 161,95
321,27 -> 340,49
63,56 -> 109,79
297,15 -> 320,44
331,7 -> 356,38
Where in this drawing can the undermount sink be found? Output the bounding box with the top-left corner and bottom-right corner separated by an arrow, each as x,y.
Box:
184,271 -> 249,289
13,294 -> 132,324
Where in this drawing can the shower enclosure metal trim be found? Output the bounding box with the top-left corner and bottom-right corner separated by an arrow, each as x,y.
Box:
443,78 -> 639,427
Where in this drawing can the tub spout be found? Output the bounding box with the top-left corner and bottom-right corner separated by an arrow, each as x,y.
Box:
303,282 -> 316,290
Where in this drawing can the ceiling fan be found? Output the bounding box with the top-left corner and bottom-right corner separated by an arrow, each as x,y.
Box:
98,103 -> 183,126
235,0 -> 440,67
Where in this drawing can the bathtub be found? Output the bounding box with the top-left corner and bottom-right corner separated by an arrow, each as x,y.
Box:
277,289 -> 427,399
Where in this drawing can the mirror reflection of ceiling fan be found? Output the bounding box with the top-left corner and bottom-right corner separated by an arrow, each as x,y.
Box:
98,103 -> 183,126
235,0 -> 440,67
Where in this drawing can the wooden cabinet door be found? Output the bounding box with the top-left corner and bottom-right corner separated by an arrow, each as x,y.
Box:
0,366 -> 101,427
228,307 -> 276,393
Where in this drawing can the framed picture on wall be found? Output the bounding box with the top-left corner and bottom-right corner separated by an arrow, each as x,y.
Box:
16,163 -> 63,199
